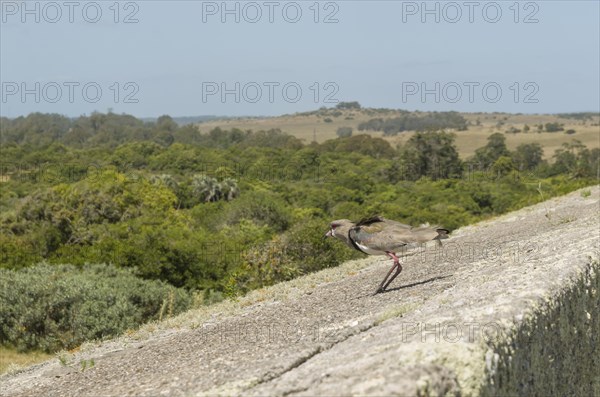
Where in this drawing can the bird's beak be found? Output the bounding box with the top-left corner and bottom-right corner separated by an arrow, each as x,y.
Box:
324,229 -> 333,239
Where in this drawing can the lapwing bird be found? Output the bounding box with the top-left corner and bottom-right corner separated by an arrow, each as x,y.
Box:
325,216 -> 449,294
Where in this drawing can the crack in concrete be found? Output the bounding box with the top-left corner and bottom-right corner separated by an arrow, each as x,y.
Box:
247,321 -> 379,396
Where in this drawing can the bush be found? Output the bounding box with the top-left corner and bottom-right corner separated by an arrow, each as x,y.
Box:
223,191 -> 291,232
232,218 -> 361,294
335,101 -> 361,110
336,127 -> 353,138
545,122 -> 564,132
0,263 -> 191,352
357,112 -> 467,135
320,134 -> 395,159
282,218 -> 361,274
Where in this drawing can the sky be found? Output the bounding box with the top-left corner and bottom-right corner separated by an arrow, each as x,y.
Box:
1,0 -> 599,118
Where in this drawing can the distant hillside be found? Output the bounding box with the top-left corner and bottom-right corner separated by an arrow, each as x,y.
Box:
1,108 -> 598,159
140,115 -> 270,125
140,115 -> 228,125
196,108 -> 600,159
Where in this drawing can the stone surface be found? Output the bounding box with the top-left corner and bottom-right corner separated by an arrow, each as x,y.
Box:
1,186 -> 598,397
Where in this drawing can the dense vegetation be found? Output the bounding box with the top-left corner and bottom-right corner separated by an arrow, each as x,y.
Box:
1,111 -> 598,353
0,264 -> 190,352
556,112 -> 598,121
357,111 -> 468,135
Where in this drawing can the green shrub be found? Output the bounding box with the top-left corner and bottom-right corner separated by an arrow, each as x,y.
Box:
544,122 -> 564,132
223,191 -> 291,232
282,218 -> 361,274
230,218 -> 361,294
2,118 -> 597,317
0,263 -> 191,352
336,126 -> 353,138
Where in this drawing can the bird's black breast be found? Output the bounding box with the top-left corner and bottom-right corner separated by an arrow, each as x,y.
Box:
348,225 -> 368,254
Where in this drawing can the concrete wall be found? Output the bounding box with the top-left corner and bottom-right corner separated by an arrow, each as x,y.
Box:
482,260 -> 599,396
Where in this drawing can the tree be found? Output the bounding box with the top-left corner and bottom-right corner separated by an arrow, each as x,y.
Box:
551,140 -> 598,178
472,133 -> 510,169
61,126 -> 92,147
150,174 -> 179,192
491,156 -> 515,177
512,143 -> 544,171
192,174 -> 220,202
544,122 -> 564,132
336,127 -> 353,138
190,175 -> 239,203
320,134 -> 395,159
335,101 -> 361,110
357,112 -> 468,135
219,178 -> 240,201
399,131 -> 463,180
157,115 -> 178,132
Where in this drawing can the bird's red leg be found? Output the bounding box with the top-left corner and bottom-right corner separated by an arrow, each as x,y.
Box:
374,252 -> 400,295
382,253 -> 403,291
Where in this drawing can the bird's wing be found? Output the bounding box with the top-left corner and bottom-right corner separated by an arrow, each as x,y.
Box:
349,217 -> 445,252
349,220 -> 411,252
354,216 -> 385,227
381,219 -> 447,244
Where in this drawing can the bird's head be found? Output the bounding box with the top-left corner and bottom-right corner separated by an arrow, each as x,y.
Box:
324,219 -> 353,240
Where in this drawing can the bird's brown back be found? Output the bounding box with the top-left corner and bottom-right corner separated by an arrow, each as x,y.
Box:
350,217 -> 447,252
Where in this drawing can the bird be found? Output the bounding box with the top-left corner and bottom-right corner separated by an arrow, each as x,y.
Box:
325,216 -> 449,294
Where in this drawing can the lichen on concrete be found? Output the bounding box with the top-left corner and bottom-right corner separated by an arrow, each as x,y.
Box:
481,260 -> 599,397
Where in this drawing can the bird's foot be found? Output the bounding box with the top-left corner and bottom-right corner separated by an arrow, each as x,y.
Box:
373,286 -> 385,295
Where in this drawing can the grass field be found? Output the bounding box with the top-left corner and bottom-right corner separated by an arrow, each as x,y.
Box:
0,347 -> 52,375
197,110 -> 600,159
